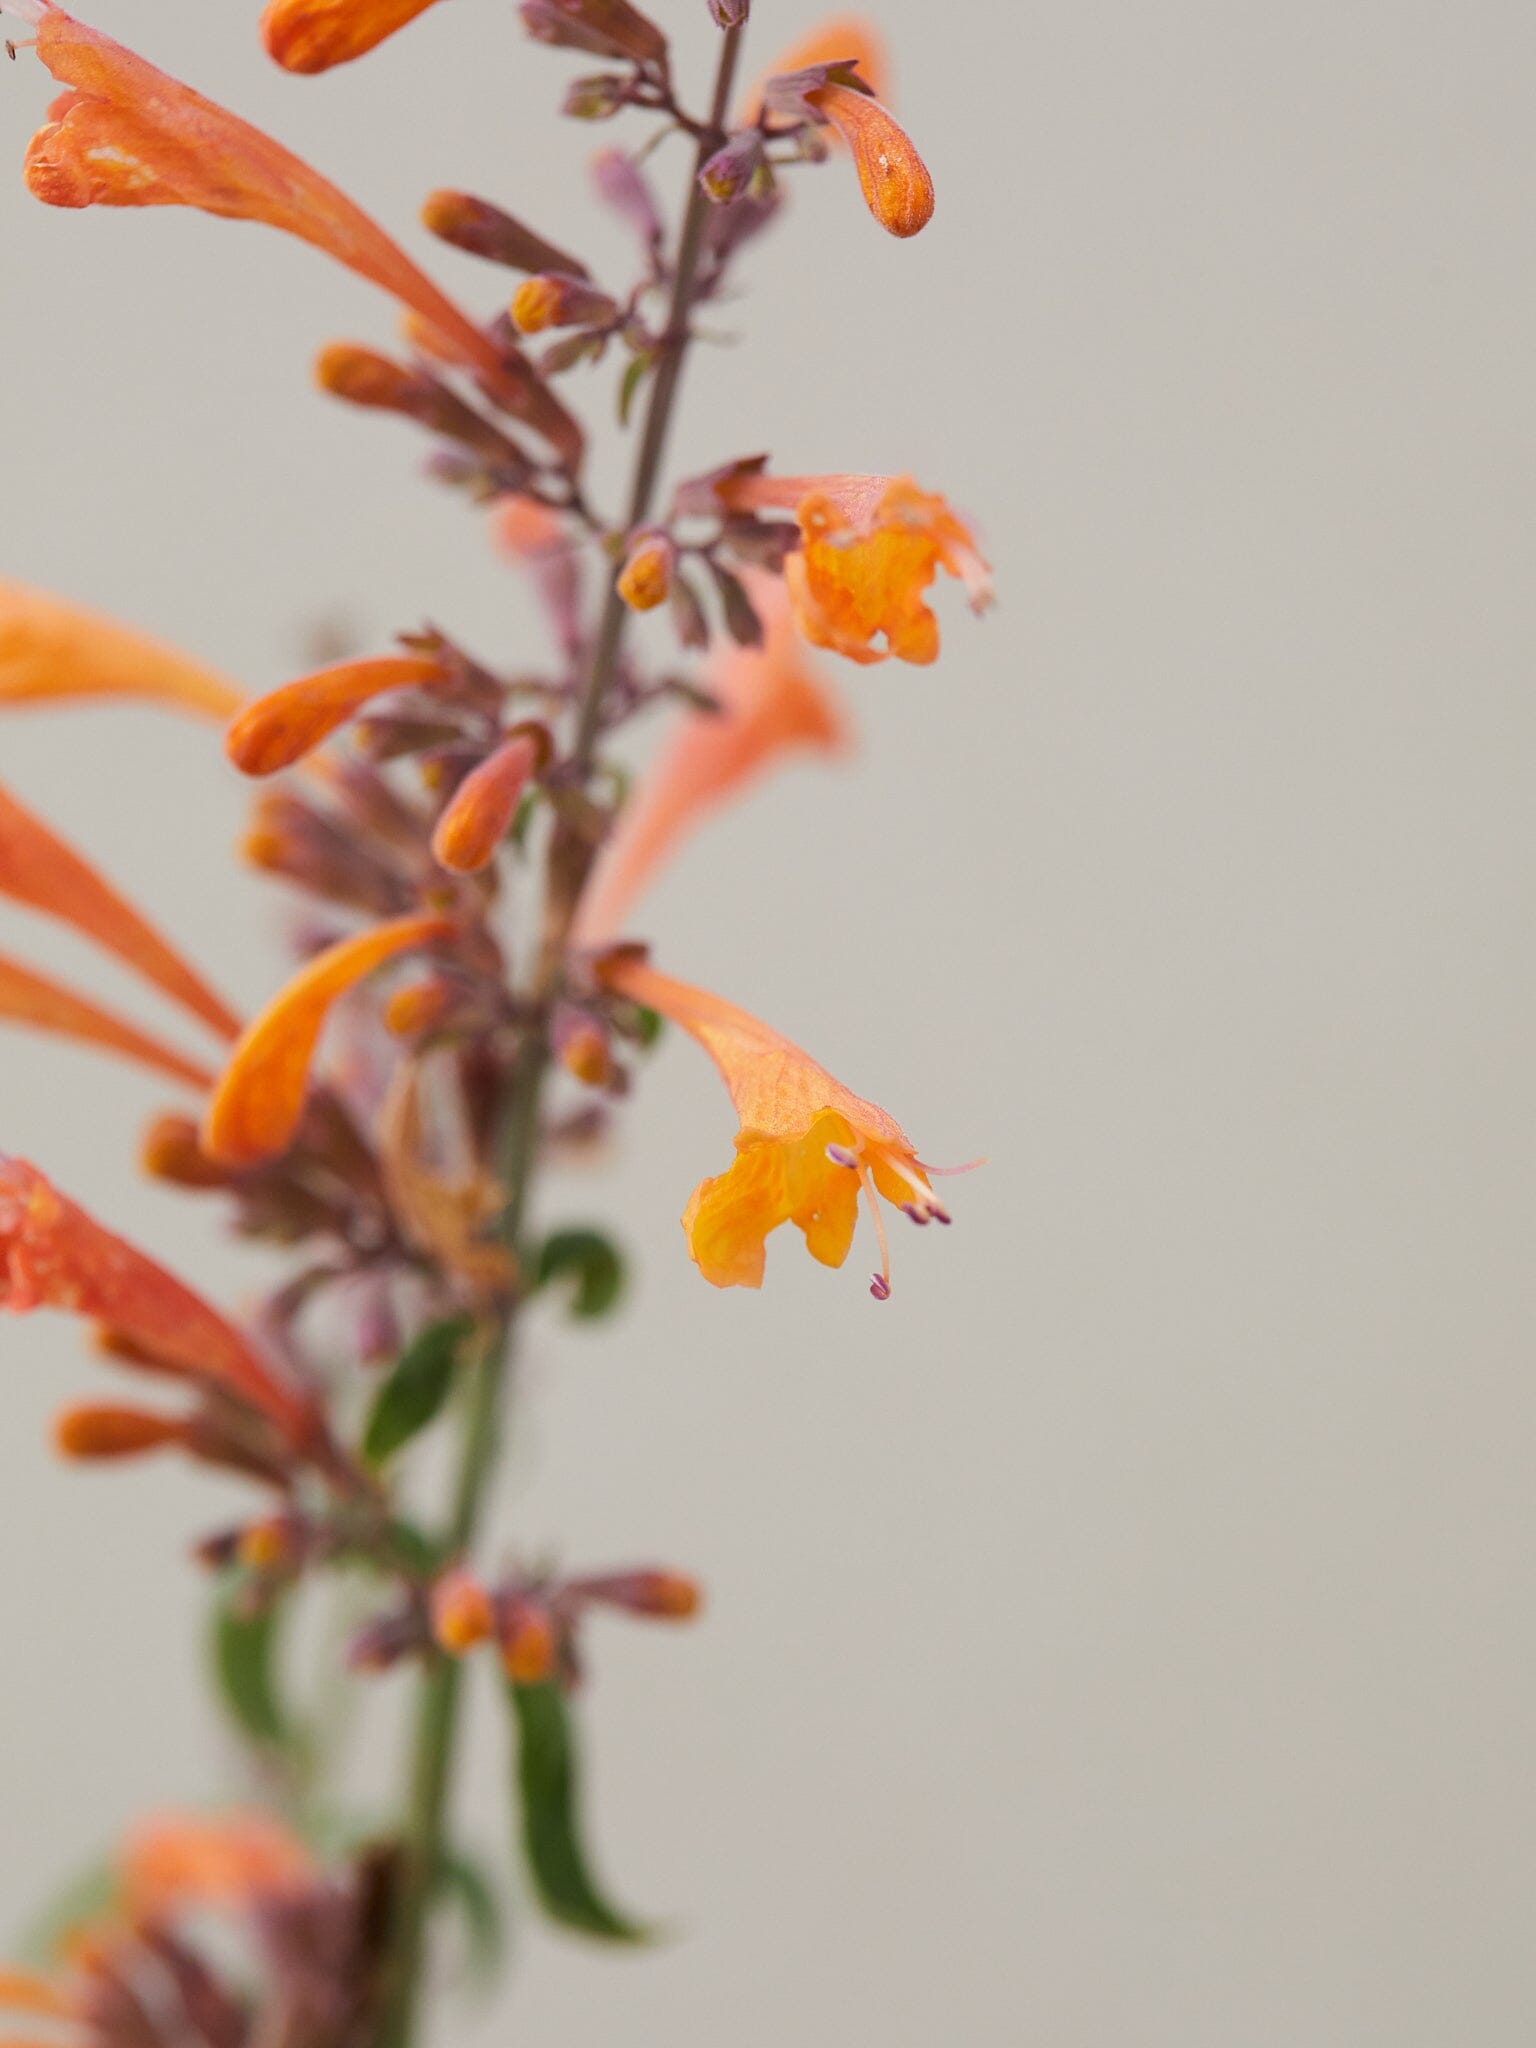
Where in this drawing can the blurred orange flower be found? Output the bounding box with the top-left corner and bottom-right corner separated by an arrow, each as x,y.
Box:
0,1157 -> 313,1435
0,784 -> 241,1041
0,578 -> 242,720
0,953 -> 214,1089
226,653 -> 447,776
261,0 -> 446,73
713,472 -> 993,665
573,574 -> 848,947
597,953 -> 950,1294
202,912 -> 456,1167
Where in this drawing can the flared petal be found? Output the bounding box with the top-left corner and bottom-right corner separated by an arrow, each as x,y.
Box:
0,577 -> 242,719
0,954 -> 214,1089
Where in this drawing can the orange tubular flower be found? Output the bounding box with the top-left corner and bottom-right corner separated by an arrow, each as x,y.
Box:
597,953 -> 954,1296
261,0 -> 446,73
0,1156 -> 313,1436
225,654 -> 446,776
712,471 -> 993,666
0,954 -> 214,1090
202,912 -> 456,1167
12,6 -> 506,393
53,1401 -> 189,1460
573,576 -> 849,947
0,784 -> 241,1041
805,81 -> 934,238
0,578 -> 243,720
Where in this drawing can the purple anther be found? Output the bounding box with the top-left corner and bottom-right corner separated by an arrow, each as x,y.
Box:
825,1143 -> 859,1170
869,1273 -> 891,1301
900,1202 -> 931,1227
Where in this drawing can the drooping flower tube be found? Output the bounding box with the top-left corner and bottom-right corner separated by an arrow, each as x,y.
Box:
260,0 -> 447,73
0,577 -> 243,720
596,952 -> 956,1295
202,912 -> 457,1167
6,4 -> 582,459
0,953 -> 215,1090
0,1157 -> 314,1438
225,653 -> 448,776
704,469 -> 993,665
0,783 -> 241,1041
573,575 -> 849,947
803,81 -> 934,237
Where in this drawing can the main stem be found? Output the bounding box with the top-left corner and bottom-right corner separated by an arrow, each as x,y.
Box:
379,25 -> 746,2046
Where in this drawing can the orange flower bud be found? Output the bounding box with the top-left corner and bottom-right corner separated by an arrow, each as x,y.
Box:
226,655 -> 445,777
260,0 -> 446,74
53,1402 -> 186,1462
314,341 -> 421,410
383,975 -> 456,1038
615,529 -> 676,612
510,273 -> 619,335
570,1569 -> 703,1620
422,190 -> 590,280
557,1017 -> 614,1089
806,82 -> 933,238
500,1599 -> 558,1685
139,1112 -> 231,1188
431,728 -> 547,874
430,1568 -> 496,1654
202,913 -> 457,1167
236,1515 -> 302,1574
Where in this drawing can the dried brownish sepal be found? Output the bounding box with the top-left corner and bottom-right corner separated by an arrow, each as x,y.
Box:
519,0 -> 666,65
421,189 -> 591,279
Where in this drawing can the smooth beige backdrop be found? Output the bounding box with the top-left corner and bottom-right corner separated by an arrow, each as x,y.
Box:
3,2 -> 1535,2042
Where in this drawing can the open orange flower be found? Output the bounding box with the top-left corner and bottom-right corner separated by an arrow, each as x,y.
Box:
8,5 -> 526,400
202,911 -> 456,1167
0,783 -> 240,1041
261,0 -> 446,73
0,953 -> 214,1090
0,1157 -> 313,1437
0,577 -> 242,719
226,653 -> 446,776
709,471 -> 993,666
597,952 -> 955,1295
573,574 -> 849,947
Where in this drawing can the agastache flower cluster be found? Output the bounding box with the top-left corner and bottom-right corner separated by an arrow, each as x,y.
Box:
0,2 -> 989,2041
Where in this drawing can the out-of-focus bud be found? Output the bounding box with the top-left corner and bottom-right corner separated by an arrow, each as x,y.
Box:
237,1513 -> 306,1575
554,1008 -> 615,1088
228,652 -> 446,777
421,190 -> 591,280
141,1112 -> 233,1189
384,974 -> 456,1038
591,148 -> 663,251
568,1569 -> 703,1620
261,0 -> 445,73
806,81 -> 934,238
499,1597 -> 558,1685
93,1325 -> 192,1383
315,343 -> 535,475
520,0 -> 666,64
243,792 -> 413,919
708,0 -> 749,24
699,128 -> 764,204
430,1568 -> 497,1654
509,274 -> 620,336
431,724 -> 551,874
616,529 -> 676,612
54,1402 -> 186,1461
563,72 -> 631,120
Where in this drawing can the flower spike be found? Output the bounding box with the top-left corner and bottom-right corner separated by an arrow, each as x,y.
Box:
597,952 -> 957,1292
0,783 -> 242,1041
10,3 -> 574,439
574,574 -> 849,946
261,0 -> 446,73
202,912 -> 457,1167
0,578 -> 242,719
701,470 -> 993,665
0,1157 -> 314,1437
0,954 -> 215,1090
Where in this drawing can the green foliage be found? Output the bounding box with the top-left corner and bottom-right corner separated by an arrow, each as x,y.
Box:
211,1581 -> 291,1752
534,1228 -> 626,1320
362,1315 -> 475,1468
507,1681 -> 647,1942
435,1848 -> 508,1981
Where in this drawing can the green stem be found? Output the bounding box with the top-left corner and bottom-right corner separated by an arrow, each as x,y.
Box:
378,26 -> 747,2043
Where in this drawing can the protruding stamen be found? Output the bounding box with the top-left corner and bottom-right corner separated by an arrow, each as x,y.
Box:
854,1158 -> 892,1302
825,1141 -> 860,1169
900,1202 -> 931,1227
869,1273 -> 891,1301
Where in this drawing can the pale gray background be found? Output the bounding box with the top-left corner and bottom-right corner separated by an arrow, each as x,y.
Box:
2,2 -> 1534,2042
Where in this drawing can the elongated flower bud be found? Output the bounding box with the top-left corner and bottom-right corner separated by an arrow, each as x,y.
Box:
510,273 -> 620,336
431,728 -> 548,874
140,1113 -> 233,1188
806,82 -> 934,237
54,1402 -> 187,1461
568,1569 -> 703,1619
227,655 -> 446,776
616,530 -> 676,612
422,190 -> 591,279
261,0 -> 446,74
520,0 -> 666,64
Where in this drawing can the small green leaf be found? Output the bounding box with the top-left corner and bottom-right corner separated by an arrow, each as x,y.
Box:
362,1316 -> 475,1468
211,1582 -> 290,1751
632,1005 -> 664,1050
618,351 -> 654,427
534,1229 -> 626,1321
508,1681 -> 647,1941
